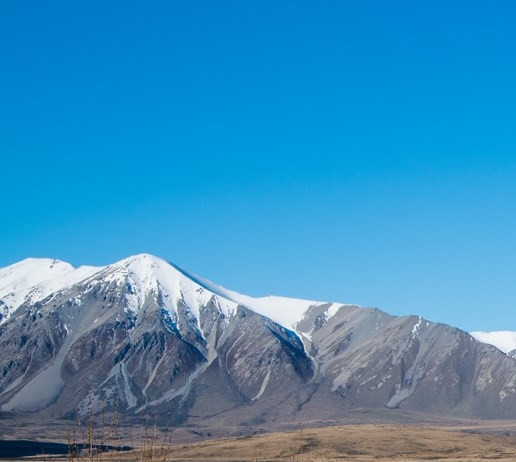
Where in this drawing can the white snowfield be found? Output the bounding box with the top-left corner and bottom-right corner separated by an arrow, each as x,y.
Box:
0,253 -> 342,332
0,258 -> 99,318
470,331 -> 516,354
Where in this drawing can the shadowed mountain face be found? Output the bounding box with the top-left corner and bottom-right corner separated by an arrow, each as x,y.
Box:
1,254 -> 516,425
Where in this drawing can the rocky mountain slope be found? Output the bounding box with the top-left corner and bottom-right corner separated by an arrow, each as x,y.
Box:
1,254 -> 516,424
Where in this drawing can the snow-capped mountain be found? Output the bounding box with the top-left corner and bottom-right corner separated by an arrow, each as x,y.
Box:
0,258 -> 99,324
0,254 -> 338,332
470,331 -> 516,355
1,254 -> 516,424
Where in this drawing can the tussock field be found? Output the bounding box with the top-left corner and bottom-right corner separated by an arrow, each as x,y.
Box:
3,421 -> 516,461
162,424 -> 516,461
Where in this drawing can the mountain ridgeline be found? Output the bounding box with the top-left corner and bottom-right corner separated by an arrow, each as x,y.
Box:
1,254 -> 516,425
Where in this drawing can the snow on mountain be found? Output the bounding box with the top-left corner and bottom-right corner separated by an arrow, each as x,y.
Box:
98,254 -> 344,332
470,331 -> 516,354
4,254 -> 516,422
0,253 -> 336,333
11,255 -> 513,354
0,254 -> 323,418
0,258 -> 101,324
96,254 -> 241,321
170,259 -> 342,330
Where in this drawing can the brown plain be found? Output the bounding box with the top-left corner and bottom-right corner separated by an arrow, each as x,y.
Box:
162,424 -> 516,461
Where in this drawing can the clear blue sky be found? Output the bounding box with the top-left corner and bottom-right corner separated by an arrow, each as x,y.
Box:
1,1 -> 515,332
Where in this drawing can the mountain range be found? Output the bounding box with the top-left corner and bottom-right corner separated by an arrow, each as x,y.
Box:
1,254 -> 516,427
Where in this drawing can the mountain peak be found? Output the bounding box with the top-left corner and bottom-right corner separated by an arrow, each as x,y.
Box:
0,257 -> 75,280
0,254 -> 339,331
116,252 -> 165,265
0,258 -> 102,324
0,258 -> 75,319
109,253 -> 172,278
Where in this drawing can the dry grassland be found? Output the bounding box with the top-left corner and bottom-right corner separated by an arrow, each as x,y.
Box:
4,421 -> 516,461
159,424 -> 516,461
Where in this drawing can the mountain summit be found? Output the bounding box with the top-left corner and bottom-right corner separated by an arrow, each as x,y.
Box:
1,254 -> 516,424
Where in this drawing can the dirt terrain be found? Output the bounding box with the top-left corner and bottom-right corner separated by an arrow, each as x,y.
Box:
4,420 -> 516,461
163,423 -> 516,461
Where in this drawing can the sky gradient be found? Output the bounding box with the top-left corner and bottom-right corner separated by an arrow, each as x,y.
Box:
1,1 -> 516,332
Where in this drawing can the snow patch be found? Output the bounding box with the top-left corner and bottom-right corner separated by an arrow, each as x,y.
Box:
252,370 -> 272,401
0,258 -> 102,324
470,331 -> 516,354
412,316 -> 422,338
172,261 -> 333,330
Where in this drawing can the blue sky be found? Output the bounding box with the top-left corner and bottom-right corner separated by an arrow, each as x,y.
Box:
1,1 -> 515,332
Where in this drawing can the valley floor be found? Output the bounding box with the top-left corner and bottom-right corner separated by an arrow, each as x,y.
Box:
4,422 -> 516,461
163,423 -> 516,461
